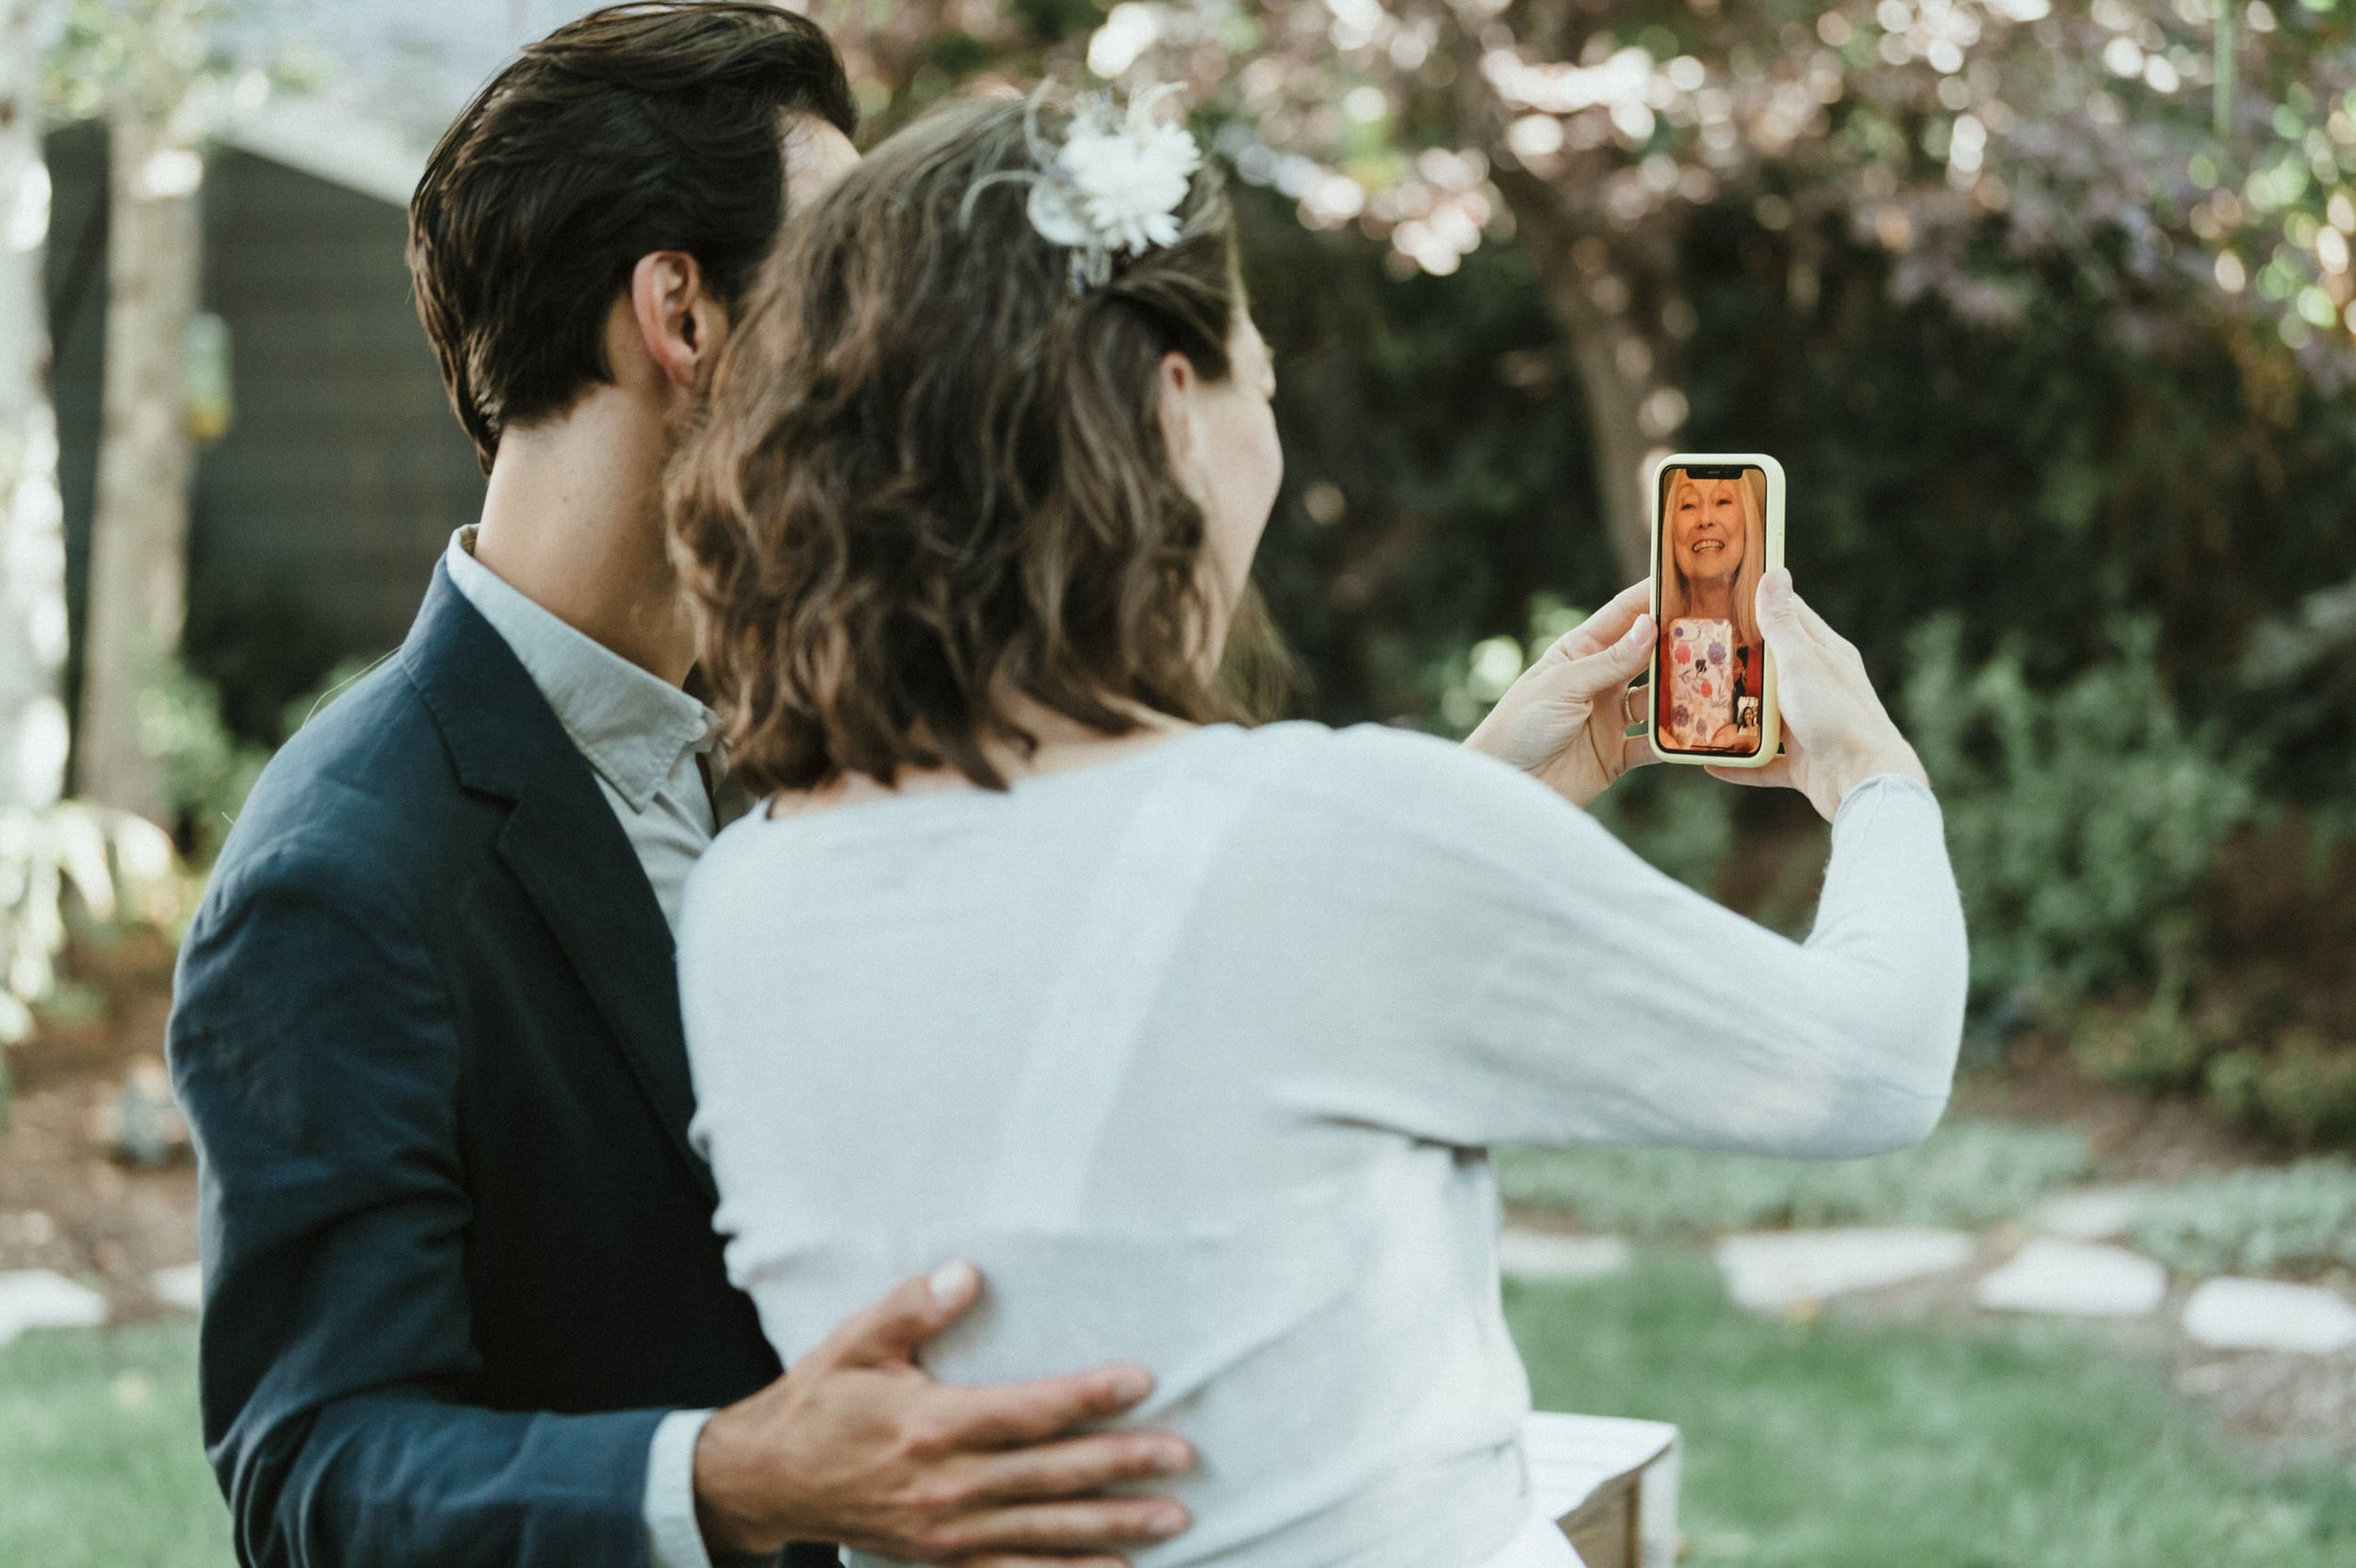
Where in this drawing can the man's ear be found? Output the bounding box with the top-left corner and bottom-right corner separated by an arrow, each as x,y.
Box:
629,251 -> 728,394
1154,351 -> 1202,493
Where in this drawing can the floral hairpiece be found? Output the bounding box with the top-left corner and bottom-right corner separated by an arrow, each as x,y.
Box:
967,88 -> 1204,292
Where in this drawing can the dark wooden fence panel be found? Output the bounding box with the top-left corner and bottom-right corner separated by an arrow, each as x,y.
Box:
45,124 -> 484,740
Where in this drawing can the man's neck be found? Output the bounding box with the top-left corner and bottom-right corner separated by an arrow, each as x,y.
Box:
470,388 -> 695,686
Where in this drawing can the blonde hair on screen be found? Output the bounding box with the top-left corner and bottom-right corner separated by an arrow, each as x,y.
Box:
1661,466 -> 1765,650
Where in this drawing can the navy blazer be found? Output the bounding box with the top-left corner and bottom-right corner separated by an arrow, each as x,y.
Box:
170,567 -> 826,1568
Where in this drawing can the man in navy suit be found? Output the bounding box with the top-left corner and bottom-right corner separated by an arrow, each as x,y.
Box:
166,8 -> 1192,1566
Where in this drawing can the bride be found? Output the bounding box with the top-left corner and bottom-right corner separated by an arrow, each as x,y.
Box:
667,92 -> 1966,1568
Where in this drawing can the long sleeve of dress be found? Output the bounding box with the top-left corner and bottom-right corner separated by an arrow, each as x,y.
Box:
1262,731 -> 1968,1159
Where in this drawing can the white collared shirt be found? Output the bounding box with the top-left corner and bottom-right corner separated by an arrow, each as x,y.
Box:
444,529 -> 732,931
441,528 -> 728,1568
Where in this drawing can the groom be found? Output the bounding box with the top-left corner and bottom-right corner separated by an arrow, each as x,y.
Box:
167,8 -> 1194,1568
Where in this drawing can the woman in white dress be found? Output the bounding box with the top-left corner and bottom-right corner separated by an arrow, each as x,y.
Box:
667,94 -> 1967,1568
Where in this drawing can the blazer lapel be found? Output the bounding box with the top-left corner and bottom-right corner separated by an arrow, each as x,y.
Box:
496,793 -> 716,1205
403,565 -> 718,1206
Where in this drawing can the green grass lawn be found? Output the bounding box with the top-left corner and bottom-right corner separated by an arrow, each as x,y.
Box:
7,1266 -> 2356,1568
0,1321 -> 235,1567
1509,1258 -> 2356,1567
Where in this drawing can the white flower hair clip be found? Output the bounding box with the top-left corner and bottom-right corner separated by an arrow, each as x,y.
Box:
969,88 -> 1204,292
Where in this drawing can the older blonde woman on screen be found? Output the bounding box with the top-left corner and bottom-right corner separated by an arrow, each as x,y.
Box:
668,93 -> 1967,1568
1656,466 -> 1768,752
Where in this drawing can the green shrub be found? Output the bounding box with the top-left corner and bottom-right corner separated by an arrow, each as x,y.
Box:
138,664 -> 269,862
2134,1158 -> 2356,1277
1901,615 -> 2258,1013
2073,985 -> 2356,1151
0,802 -> 181,1121
2069,978 -> 2231,1094
1497,1117 -> 2091,1238
2204,1032 -> 2356,1149
0,804 -> 178,1039
139,654 -> 387,864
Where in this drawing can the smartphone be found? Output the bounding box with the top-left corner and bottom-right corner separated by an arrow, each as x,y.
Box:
1646,453 -> 1785,767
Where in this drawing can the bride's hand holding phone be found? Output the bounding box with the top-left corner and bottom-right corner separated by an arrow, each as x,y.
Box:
1464,580 -> 1657,808
1707,567 -> 1928,821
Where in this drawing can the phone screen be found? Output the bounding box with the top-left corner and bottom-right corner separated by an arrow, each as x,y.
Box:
1654,462 -> 1771,759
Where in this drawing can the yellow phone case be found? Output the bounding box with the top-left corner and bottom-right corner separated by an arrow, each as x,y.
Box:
1646,452 -> 1785,769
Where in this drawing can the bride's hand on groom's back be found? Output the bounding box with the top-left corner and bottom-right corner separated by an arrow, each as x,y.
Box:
692,1261 -> 1192,1565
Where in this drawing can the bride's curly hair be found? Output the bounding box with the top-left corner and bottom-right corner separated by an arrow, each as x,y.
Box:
668,93 -> 1268,794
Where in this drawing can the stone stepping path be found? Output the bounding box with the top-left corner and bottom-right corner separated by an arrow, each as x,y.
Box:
0,1264 -> 206,1353
2026,1184 -> 2154,1243
0,1268 -> 109,1348
1509,1213 -> 2356,1361
152,1263 -> 204,1314
2184,1278 -> 2356,1354
1714,1228 -> 1975,1312
1975,1238 -> 2168,1317
1498,1230 -> 1632,1282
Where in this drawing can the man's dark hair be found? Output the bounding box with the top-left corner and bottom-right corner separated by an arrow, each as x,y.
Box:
408,2 -> 856,471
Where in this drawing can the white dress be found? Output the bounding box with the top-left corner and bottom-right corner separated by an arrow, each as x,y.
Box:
678,722 -> 1968,1568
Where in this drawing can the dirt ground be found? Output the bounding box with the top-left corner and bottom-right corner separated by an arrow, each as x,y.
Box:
0,931 -> 198,1321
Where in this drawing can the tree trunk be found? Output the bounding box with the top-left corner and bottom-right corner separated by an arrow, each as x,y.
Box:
1494,172 -> 1679,586
0,0 -> 71,811
1549,273 -> 1664,587
74,106 -> 201,822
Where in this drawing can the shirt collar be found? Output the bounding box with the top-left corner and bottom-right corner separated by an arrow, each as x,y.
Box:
443,529 -> 719,813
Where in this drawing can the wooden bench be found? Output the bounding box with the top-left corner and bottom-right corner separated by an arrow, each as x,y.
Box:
1525,1413 -> 1681,1568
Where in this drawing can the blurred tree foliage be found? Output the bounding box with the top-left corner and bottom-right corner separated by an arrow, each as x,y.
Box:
1030,0 -> 2356,580
823,0 -> 2356,755
1246,176 -> 2356,753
